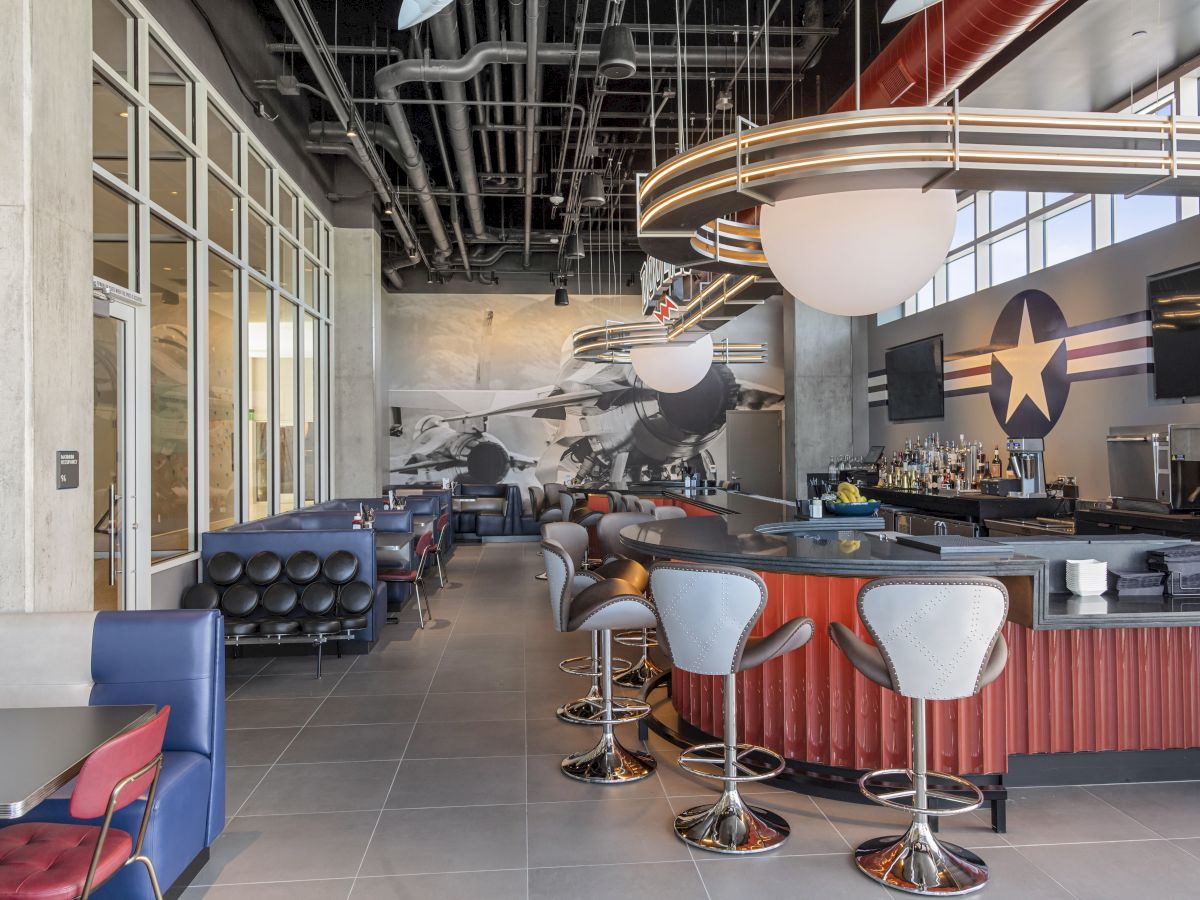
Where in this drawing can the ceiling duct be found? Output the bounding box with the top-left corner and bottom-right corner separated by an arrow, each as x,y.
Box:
598,24 -> 637,79
828,0 -> 1066,112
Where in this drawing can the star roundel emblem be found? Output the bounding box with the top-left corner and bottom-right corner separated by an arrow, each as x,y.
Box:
987,290 -> 1070,438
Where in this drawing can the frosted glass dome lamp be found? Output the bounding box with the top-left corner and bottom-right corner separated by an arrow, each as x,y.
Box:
758,188 -> 957,316
631,334 -> 714,393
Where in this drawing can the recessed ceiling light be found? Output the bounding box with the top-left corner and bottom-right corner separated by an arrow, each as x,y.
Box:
119,111 -> 129,118
163,266 -> 172,271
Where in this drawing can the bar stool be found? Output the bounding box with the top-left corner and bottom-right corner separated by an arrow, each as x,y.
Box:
828,576 -> 1009,895
541,522 -> 631,724
654,505 -> 686,520
649,561 -> 815,853
595,512 -> 662,688
543,537 -> 658,783
605,490 -> 625,513
530,485 -> 563,581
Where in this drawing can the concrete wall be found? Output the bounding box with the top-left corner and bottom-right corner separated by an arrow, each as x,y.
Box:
0,0 -> 95,611
783,299 -> 871,497
869,215 -> 1200,499
332,227 -> 386,496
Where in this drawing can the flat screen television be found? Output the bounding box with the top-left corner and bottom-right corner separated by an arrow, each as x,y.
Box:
885,335 -> 944,422
1149,263 -> 1200,400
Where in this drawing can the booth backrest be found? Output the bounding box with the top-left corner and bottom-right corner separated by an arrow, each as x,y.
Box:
0,612 -> 97,707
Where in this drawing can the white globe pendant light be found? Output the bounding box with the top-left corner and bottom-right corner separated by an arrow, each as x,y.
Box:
759,188 -> 957,316
631,335 -> 714,393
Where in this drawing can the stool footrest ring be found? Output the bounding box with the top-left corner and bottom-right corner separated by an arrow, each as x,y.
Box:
558,654 -> 632,678
678,742 -> 786,783
858,767 -> 984,816
614,628 -> 659,648
559,695 -> 651,726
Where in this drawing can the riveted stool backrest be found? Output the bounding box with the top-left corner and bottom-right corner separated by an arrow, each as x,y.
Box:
559,491 -> 577,520
597,512 -> 652,563
544,483 -> 565,508
654,505 -> 686,520
857,577 -> 1008,701
540,538 -> 576,632
606,490 -> 624,512
542,521 -> 588,568
649,562 -> 768,676
529,485 -> 545,516
622,494 -> 640,515
637,499 -> 657,515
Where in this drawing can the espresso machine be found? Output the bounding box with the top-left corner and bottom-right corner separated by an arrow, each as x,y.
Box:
1006,437 -> 1048,498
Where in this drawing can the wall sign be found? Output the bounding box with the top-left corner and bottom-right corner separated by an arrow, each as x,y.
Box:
57,450 -> 80,490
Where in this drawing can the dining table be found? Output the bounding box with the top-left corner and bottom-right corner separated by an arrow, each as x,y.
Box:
0,704 -> 157,819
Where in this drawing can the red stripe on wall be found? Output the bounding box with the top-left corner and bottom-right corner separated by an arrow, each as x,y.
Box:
944,363 -> 991,380
1065,336 -> 1152,360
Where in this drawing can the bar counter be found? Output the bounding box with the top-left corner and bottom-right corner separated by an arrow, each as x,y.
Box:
614,488 -> 1200,810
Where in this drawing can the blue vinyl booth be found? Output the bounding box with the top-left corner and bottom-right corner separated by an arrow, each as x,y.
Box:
2,610 -> 224,900
202,510 -> 403,644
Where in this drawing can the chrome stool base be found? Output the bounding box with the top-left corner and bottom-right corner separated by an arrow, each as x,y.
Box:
559,694 -> 650,726
561,730 -> 656,783
612,652 -> 664,688
556,688 -> 604,724
854,821 -> 988,896
674,788 -> 790,854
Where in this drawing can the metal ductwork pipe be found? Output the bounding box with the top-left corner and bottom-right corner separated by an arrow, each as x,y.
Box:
429,6 -> 490,239
482,0 -> 508,184
508,0 -> 527,165
521,0 -> 547,267
307,120 -> 406,169
456,0 -> 494,179
828,0 -> 1065,112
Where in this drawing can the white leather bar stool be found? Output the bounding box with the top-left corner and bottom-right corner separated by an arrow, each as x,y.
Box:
530,486 -> 563,581
649,562 -> 815,853
541,522 -> 631,725
654,505 -> 686,521
828,576 -> 1009,895
542,537 -> 658,783
595,512 -> 662,689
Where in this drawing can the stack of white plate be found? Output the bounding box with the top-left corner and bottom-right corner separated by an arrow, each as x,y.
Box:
1066,559 -> 1108,596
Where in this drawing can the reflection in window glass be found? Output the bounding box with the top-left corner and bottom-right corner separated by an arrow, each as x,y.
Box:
1044,201 -> 1093,267
946,253 -> 976,301
149,215 -> 194,559
279,240 -> 297,296
93,77 -> 135,186
303,256 -> 316,306
278,183 -> 297,235
207,175 -> 237,253
247,280 -> 272,520
149,121 -> 192,223
951,202 -> 975,249
248,209 -> 270,277
303,209 -> 317,255
990,192 -> 1026,230
1113,193 -> 1177,243
915,278 -> 934,312
877,304 -> 904,325
207,106 -> 237,178
92,0 -> 134,85
93,179 -> 136,288
303,314 -> 318,505
147,39 -> 191,137
247,150 -> 271,211
990,229 -> 1028,286
208,253 -> 239,529
279,302 -> 298,511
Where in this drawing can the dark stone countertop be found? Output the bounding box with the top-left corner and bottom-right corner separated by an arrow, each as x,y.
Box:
861,487 -> 1066,522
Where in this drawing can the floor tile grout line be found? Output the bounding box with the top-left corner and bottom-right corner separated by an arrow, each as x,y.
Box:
1079,783 -> 1176,841
346,541 -> 479,900
228,652 -> 360,820
1010,842 -> 1084,900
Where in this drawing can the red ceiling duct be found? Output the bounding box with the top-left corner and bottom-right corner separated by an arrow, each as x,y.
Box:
827,0 -> 1068,113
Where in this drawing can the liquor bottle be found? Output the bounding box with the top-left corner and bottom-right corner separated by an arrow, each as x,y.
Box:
989,447 -> 1002,479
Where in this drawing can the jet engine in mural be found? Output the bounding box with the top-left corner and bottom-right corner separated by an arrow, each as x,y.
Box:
388,332 -> 783,487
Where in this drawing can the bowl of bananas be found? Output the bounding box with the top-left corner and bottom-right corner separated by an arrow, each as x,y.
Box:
826,482 -> 881,516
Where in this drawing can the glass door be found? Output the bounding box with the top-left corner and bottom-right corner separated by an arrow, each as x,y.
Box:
93,305 -> 134,610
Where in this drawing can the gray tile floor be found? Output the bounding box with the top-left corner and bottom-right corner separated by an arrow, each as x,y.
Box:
185,542 -> 1200,899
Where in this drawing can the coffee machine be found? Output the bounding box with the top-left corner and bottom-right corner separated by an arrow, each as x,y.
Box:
1006,437 -> 1047,498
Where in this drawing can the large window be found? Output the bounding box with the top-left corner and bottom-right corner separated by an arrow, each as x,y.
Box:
885,74 -> 1199,323
90,0 -> 334,574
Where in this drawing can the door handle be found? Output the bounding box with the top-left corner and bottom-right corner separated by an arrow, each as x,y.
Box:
107,483 -> 119,586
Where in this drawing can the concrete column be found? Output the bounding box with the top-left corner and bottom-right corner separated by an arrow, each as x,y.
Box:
0,0 -> 94,612
331,227 -> 386,497
782,298 -> 870,497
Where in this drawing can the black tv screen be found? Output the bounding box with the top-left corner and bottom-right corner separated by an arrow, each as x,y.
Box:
886,335 -> 945,422
1149,263 -> 1200,400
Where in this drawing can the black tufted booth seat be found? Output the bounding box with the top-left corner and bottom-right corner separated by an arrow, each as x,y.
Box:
285,549 -> 322,584
300,583 -> 341,634
208,551 -> 244,586
182,582 -> 220,610
322,549 -> 360,585
337,581 -> 374,631
258,583 -> 301,635
245,551 -> 283,585
220,585 -> 259,636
